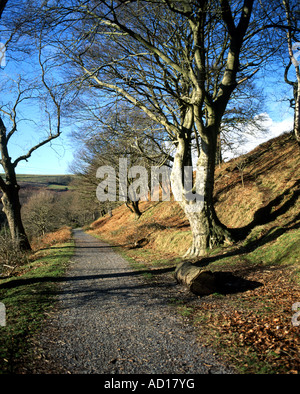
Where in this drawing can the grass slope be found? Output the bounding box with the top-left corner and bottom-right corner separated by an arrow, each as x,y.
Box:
89,132 -> 300,373
15,174 -> 74,185
0,227 -> 74,374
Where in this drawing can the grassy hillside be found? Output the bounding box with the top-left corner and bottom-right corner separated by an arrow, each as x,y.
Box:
15,174 -> 74,185
15,174 -> 75,190
89,131 -> 300,373
0,174 -> 76,191
90,131 -> 299,268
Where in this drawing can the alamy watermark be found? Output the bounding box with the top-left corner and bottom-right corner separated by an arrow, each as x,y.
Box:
292,302 -> 300,327
0,42 -> 6,67
0,302 -> 6,327
95,158 -> 205,212
291,42 -> 300,67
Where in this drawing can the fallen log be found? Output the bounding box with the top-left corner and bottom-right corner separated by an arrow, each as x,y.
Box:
175,262 -> 263,296
174,261 -> 217,296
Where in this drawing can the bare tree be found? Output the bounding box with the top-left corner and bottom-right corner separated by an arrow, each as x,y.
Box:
0,32 -> 63,250
71,104 -> 169,219
43,0 -> 281,256
22,190 -> 58,238
282,0 -> 300,144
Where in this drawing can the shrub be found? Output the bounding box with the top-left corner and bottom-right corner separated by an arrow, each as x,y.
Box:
31,226 -> 73,250
0,230 -> 28,276
22,190 -> 60,239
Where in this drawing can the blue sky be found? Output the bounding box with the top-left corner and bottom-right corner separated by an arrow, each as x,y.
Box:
5,58 -> 294,176
6,96 -> 294,176
9,133 -> 75,175
8,65 -> 295,175
0,42 -> 75,175
9,109 -> 293,175
11,77 -> 293,175
0,90 -> 76,175
0,21 -> 296,176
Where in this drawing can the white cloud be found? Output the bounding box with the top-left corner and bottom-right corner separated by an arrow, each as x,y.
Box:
226,113 -> 294,159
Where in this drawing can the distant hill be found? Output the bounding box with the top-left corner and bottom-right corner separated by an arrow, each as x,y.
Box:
0,174 -> 75,186
0,174 -> 76,227
16,174 -> 75,187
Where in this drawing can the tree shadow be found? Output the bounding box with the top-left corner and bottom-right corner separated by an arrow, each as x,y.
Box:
212,271 -> 262,295
0,266 -> 175,290
35,243 -> 132,253
230,179 -> 300,241
187,218 -> 299,273
184,177 -> 299,279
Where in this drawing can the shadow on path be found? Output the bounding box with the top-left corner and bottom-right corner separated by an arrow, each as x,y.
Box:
0,266 -> 175,290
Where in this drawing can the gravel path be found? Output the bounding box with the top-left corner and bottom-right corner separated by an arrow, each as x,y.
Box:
28,229 -> 233,374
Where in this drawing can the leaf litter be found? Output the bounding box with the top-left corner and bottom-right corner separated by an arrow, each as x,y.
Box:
186,267 -> 300,374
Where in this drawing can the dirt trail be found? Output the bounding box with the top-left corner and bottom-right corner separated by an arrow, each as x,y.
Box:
27,229 -> 233,374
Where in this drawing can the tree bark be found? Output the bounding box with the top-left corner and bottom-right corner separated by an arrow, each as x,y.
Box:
293,78 -> 300,145
283,0 -> 300,145
215,132 -> 223,165
0,0 -> 8,19
1,183 -> 31,251
174,262 -> 217,295
171,129 -> 233,258
184,202 -> 232,258
125,199 -> 142,219
131,200 -> 142,219
0,118 -> 31,251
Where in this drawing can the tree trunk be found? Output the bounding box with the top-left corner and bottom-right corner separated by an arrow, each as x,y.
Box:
125,199 -> 142,219
1,183 -> 31,251
171,132 -> 233,258
293,79 -> 300,145
215,132 -> 223,166
0,116 -> 31,251
174,262 -> 217,295
132,200 -> 142,219
183,201 -> 232,257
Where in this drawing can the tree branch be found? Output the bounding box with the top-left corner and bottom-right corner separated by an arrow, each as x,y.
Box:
13,36 -> 62,167
82,63 -> 179,136
98,10 -> 184,75
13,136 -> 58,167
0,174 -> 6,191
0,0 -> 8,19
219,0 -> 236,37
284,60 -> 295,86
